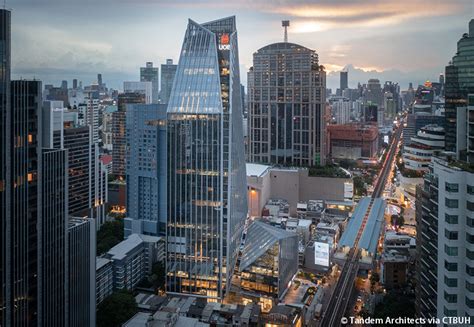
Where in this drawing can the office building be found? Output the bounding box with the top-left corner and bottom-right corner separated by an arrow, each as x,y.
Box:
42,102 -> 108,226
340,70 -> 348,91
416,153 -> 474,321
445,19 -> 474,155
140,62 -> 159,103
160,59 -> 177,104
112,92 -> 146,177
166,16 -> 248,300
403,125 -> 445,172
247,40 -> 327,166
403,113 -> 444,146
125,104 -> 167,237
364,78 -> 383,107
0,9 -> 11,326
327,124 -> 379,160
68,217 -> 96,327
124,81 -> 153,104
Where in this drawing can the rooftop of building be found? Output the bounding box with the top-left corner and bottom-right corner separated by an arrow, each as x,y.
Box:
107,234 -> 143,260
96,257 -> 111,270
246,162 -> 271,177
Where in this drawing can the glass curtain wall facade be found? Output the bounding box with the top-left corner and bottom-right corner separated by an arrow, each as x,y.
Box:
166,16 -> 247,300
247,42 -> 326,166
0,9 -> 10,327
445,19 -> 474,156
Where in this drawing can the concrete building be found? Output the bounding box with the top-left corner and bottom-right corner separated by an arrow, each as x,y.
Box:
140,62 -> 159,103
160,59 -> 177,104
327,124 -> 379,160
68,217 -> 96,327
246,163 -> 353,217
381,251 -> 409,289
166,17 -> 247,300
96,258 -> 114,305
105,234 -> 164,291
340,70 -> 348,92
403,113 -> 444,146
125,104 -> 167,237
403,125 -> 445,172
42,102 -> 108,226
416,153 -> 474,321
247,42 -> 327,166
112,92 -> 146,177
330,97 -> 351,125
364,78 -> 383,107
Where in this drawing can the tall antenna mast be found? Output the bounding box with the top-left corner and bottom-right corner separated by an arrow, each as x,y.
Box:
282,20 -> 290,42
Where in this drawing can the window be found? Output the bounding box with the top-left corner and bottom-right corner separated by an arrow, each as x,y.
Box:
445,260 -> 458,272
466,265 -> 474,277
467,249 -> 474,260
466,297 -> 474,309
445,229 -> 458,240
468,185 -> 474,195
468,217 -> 474,227
468,201 -> 474,212
444,307 -> 457,317
445,244 -> 458,256
444,291 -> 457,303
445,198 -> 459,209
445,182 -> 459,193
468,233 -> 474,244
445,214 -> 458,224
444,275 -> 457,287
466,281 -> 474,292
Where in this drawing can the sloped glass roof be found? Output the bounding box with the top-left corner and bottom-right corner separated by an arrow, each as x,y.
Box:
239,220 -> 295,271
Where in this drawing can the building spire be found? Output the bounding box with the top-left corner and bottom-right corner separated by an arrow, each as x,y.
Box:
282,20 -> 290,42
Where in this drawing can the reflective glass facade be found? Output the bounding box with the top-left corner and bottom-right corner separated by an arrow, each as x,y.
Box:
445,20 -> 474,156
166,16 -> 247,300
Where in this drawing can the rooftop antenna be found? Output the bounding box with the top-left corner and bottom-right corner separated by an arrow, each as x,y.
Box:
282,20 -> 290,42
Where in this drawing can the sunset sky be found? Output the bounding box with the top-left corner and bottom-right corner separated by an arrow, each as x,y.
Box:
10,0 -> 474,90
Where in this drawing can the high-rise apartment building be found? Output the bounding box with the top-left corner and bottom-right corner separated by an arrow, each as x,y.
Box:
112,92 -> 146,177
140,62 -> 159,103
364,78 -> 383,107
445,19 -> 474,155
247,42 -> 326,166
166,16 -> 248,300
160,59 -> 177,104
416,153 -> 474,321
125,104 -> 167,237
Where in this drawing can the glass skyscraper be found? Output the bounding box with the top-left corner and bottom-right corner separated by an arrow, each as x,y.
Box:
166,16 -> 247,300
445,19 -> 474,156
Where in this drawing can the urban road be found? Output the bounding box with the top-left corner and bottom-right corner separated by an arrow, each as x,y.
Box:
320,124 -> 403,327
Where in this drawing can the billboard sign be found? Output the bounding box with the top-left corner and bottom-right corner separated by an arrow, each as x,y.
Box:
314,241 -> 330,267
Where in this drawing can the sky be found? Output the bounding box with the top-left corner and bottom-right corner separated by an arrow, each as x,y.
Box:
9,0 -> 474,91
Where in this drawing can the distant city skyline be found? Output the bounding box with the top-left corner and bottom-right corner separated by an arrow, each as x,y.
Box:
10,0 -> 474,90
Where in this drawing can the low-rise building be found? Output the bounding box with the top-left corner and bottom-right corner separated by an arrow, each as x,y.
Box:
96,258 -> 113,305
381,250 -> 409,289
239,221 -> 298,312
105,234 -> 165,291
327,123 -> 379,160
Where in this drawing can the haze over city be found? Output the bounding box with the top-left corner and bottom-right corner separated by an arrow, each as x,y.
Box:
11,0 -> 474,89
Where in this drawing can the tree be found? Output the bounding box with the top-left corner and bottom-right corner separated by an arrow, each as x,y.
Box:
370,272 -> 380,285
97,290 -> 138,327
97,220 -> 124,255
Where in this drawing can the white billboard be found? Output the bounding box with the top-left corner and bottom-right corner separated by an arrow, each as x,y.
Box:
344,182 -> 354,200
314,242 -> 330,267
